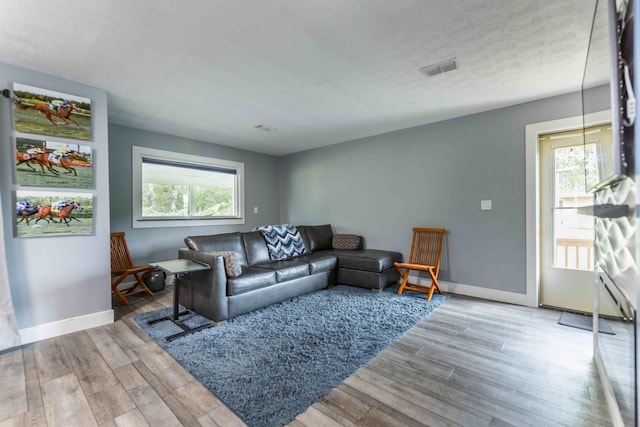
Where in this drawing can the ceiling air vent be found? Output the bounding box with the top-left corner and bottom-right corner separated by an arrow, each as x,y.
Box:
420,58 -> 458,77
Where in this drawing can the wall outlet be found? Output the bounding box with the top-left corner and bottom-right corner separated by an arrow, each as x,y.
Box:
254,206 -> 259,214
481,200 -> 492,210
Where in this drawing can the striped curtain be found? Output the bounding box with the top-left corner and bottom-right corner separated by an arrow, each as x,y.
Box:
0,196 -> 20,351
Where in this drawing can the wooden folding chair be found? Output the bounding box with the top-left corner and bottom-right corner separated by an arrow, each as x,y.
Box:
394,228 -> 446,301
110,232 -> 155,305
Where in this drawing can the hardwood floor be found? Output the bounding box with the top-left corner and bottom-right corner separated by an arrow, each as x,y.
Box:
0,285 -> 622,426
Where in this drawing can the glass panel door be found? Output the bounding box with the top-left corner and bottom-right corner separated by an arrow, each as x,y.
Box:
552,143 -> 596,271
540,124 -> 613,313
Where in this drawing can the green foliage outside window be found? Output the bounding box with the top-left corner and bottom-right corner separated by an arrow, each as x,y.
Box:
142,183 -> 233,217
194,186 -> 233,216
142,183 -> 187,217
554,143 -> 599,195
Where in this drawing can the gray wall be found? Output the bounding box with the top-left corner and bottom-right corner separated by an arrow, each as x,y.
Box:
279,86 -> 611,294
0,61 -> 607,333
109,124 -> 281,263
0,62 -> 111,329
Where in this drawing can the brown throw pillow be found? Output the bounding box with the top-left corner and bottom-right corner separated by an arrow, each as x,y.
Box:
332,234 -> 361,250
208,251 -> 242,277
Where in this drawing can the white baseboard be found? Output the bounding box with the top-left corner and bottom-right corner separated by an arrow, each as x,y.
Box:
408,276 -> 534,307
19,310 -> 114,345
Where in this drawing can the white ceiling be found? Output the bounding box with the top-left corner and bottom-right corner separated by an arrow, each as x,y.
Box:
1,1 -> 603,156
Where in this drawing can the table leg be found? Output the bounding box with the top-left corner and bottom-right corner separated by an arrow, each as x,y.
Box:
147,270 -> 213,341
173,273 -> 186,321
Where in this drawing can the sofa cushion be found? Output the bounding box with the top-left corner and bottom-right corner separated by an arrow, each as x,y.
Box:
206,251 -> 242,277
254,224 -> 306,260
332,234 -> 361,250
298,224 -> 333,252
253,260 -> 310,282
334,249 -> 402,273
227,267 -> 277,295
295,253 -> 338,273
242,231 -> 271,265
184,232 -> 248,266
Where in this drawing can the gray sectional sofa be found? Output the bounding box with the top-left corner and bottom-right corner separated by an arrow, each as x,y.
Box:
177,224 -> 402,324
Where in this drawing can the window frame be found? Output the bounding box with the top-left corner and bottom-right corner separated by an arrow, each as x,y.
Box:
132,146 -> 245,228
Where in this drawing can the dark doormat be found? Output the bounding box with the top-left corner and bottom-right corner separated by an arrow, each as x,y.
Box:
558,312 -> 615,335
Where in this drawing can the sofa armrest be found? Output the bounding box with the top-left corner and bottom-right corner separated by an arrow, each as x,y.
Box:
178,248 -> 229,322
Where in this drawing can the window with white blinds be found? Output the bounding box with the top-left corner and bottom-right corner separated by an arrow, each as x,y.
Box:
132,146 -> 245,228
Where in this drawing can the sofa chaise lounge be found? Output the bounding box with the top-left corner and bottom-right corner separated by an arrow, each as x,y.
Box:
177,224 -> 402,324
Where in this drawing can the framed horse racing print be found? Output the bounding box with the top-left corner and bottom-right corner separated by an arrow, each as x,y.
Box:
15,190 -> 94,238
15,137 -> 94,189
12,83 -> 92,141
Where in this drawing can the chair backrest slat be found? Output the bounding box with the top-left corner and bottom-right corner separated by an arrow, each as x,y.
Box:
409,228 -> 445,271
110,232 -> 135,272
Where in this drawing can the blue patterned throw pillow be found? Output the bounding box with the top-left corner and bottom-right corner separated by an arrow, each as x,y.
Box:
254,224 -> 306,260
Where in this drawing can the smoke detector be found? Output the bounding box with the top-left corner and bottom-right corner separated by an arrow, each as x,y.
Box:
254,124 -> 277,132
420,58 -> 458,77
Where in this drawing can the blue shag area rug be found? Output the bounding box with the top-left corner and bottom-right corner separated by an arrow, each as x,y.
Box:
134,285 -> 449,427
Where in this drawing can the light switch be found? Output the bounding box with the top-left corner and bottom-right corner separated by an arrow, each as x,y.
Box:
254,206 -> 259,214
481,200 -> 492,210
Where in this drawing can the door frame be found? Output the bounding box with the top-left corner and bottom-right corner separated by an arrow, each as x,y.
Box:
524,110 -> 611,308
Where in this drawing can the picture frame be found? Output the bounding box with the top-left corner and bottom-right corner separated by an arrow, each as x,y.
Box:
15,190 -> 94,238
15,137 -> 93,188
12,83 -> 92,141
608,0 -> 634,180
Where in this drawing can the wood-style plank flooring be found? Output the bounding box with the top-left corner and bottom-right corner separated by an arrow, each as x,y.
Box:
0,284 -> 624,426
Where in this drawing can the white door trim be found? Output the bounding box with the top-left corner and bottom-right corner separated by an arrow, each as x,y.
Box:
525,110 -> 612,308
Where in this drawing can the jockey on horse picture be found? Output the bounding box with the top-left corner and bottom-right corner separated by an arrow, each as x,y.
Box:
47,148 -> 86,176
29,201 -> 82,226
12,94 -> 81,127
16,150 -> 60,175
50,201 -> 82,226
16,200 -> 42,225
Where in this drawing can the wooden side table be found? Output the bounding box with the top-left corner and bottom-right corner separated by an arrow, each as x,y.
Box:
147,259 -> 212,342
